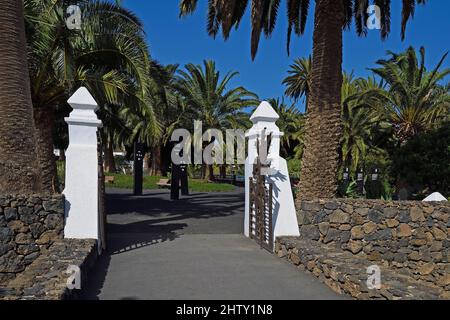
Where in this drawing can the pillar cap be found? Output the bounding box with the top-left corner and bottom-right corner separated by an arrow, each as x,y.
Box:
66,87 -> 102,127
68,87 -> 99,110
250,101 -> 279,123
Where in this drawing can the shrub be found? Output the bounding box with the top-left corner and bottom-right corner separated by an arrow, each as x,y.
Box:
393,122 -> 450,198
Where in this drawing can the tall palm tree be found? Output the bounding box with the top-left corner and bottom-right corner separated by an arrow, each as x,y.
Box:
0,0 -> 40,194
25,0 -> 153,192
175,60 -> 259,180
367,47 -> 450,144
179,0 -> 427,200
282,56 -> 312,112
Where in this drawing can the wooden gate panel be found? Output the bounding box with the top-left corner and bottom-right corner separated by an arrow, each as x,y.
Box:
248,158 -> 273,252
97,133 -> 106,251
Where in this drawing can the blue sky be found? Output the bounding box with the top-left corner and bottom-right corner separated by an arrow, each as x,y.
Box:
121,0 -> 450,112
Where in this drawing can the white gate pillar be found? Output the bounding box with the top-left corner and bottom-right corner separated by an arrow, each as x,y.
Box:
63,87 -> 102,240
244,101 -> 300,240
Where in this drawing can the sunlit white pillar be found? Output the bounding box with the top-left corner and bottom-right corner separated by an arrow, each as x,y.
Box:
244,101 -> 299,240
63,87 -> 102,241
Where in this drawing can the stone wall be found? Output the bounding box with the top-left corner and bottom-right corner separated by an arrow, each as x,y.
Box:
296,199 -> 450,290
1,239 -> 97,300
0,195 -> 64,283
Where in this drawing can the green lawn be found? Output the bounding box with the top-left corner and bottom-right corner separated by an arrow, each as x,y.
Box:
105,173 -> 235,192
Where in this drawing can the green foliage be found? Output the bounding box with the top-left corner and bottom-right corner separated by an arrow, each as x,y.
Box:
175,60 -> 259,131
341,180 -> 359,199
25,0 -> 151,107
291,184 -> 300,201
283,56 -> 311,111
114,155 -> 132,173
105,173 -> 235,192
25,0 -> 157,155
266,98 -> 305,159
340,73 -> 391,176
367,46 -> 450,144
287,158 -> 301,180
336,47 -> 449,199
56,160 -> 65,188
380,180 -> 395,201
122,63 -> 185,148
393,122 -> 450,198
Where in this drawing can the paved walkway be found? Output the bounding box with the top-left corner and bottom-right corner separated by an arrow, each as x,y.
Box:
82,188 -> 343,300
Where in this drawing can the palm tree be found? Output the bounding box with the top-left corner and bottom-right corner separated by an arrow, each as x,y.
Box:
98,102 -> 131,173
340,74 -> 390,175
175,60 -> 259,180
282,56 -> 312,112
25,0 -> 153,192
118,62 -> 184,176
0,0 -> 40,194
148,63 -> 184,176
99,63 -> 177,175
367,46 -> 450,144
266,98 -> 305,158
179,0 -> 427,200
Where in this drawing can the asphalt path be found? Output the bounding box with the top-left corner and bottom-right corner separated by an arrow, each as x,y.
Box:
81,188 -> 343,300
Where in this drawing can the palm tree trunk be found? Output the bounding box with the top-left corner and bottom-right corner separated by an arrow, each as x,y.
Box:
305,94 -> 309,113
150,146 -> 162,176
161,144 -> 171,176
208,164 -> 215,181
33,107 -> 59,193
298,0 -> 344,200
104,139 -> 116,173
0,0 -> 40,194
201,164 -> 207,180
220,165 -> 227,179
143,152 -> 151,175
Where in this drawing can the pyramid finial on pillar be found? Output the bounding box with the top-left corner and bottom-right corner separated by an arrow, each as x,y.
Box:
65,87 -> 102,127
68,87 -> 98,110
250,101 -> 279,123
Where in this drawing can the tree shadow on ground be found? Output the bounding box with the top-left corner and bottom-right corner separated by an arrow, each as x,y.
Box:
81,188 -> 245,300
80,224 -> 184,300
104,189 -> 245,253
106,189 -> 245,219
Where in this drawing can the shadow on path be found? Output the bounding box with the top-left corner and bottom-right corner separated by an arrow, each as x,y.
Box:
82,188 -> 343,300
81,188 -> 245,299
